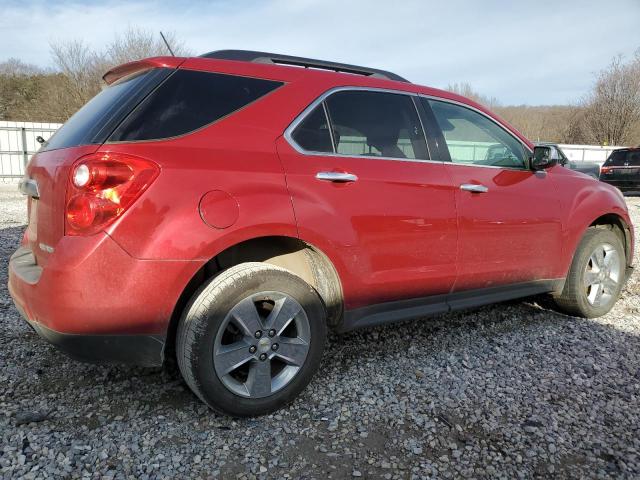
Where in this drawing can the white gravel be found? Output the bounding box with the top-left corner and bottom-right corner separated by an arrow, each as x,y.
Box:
1,187 -> 640,479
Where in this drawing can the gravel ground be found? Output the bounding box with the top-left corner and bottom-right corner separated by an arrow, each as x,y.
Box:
1,187 -> 640,479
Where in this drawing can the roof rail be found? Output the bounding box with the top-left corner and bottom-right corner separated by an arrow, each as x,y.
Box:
200,49 -> 409,83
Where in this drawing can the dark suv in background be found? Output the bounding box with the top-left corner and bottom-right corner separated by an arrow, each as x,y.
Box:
600,147 -> 640,193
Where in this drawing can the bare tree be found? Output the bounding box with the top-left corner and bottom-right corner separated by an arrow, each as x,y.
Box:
581,51 -> 640,145
0,58 -> 43,76
106,27 -> 190,67
46,28 -> 191,120
493,105 -> 582,143
446,82 -> 500,109
563,107 -> 590,144
49,39 -> 107,114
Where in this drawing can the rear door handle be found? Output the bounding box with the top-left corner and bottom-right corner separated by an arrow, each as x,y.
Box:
315,172 -> 358,183
460,183 -> 488,193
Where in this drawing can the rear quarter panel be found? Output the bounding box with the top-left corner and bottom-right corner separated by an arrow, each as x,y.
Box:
103,83 -> 301,261
103,140 -> 297,261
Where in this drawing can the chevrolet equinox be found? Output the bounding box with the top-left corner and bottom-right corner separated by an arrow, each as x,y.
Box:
9,50 -> 635,416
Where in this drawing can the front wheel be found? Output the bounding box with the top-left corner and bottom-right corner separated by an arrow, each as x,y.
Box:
177,262 -> 327,417
554,227 -> 626,318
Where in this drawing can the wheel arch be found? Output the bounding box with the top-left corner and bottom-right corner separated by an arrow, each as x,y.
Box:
560,179 -> 634,278
589,212 -> 633,268
560,209 -> 633,279
164,235 -> 344,361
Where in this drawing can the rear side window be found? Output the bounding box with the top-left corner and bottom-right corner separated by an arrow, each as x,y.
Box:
325,91 -> 428,160
291,105 -> 333,153
109,70 -> 283,142
605,150 -> 640,166
42,68 -> 171,152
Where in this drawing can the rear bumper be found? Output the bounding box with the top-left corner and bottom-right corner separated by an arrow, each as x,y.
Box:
8,234 -> 201,366
14,301 -> 164,366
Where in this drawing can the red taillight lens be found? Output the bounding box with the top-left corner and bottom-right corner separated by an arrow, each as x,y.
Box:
600,166 -> 611,174
65,152 -> 159,236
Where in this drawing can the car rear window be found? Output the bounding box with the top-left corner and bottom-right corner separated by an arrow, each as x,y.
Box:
604,150 -> 640,166
42,68 -> 171,152
109,70 -> 283,142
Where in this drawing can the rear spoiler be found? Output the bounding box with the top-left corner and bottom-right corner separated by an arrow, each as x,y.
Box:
102,56 -> 186,85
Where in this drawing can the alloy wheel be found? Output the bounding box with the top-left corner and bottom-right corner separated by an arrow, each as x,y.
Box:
583,242 -> 621,307
213,291 -> 311,398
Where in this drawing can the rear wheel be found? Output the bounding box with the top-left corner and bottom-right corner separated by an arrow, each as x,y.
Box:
554,227 -> 625,318
177,262 -> 327,417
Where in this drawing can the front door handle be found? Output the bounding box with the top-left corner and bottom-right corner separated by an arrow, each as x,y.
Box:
316,172 -> 358,183
460,183 -> 488,193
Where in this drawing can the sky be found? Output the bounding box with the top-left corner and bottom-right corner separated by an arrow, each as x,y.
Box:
1,0 -> 639,105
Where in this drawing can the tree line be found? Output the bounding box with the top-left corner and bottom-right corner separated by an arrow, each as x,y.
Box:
0,28 -> 189,123
0,30 -> 638,146
447,49 -> 640,146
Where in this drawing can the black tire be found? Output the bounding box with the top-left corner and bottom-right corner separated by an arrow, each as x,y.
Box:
176,262 -> 327,417
554,227 -> 626,318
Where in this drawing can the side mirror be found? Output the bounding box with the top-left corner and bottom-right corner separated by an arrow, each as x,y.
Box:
531,146 -> 559,170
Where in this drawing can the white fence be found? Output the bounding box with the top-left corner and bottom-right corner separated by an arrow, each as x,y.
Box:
445,142 -> 626,166
0,121 -> 629,180
0,121 -> 61,181
557,144 -> 625,165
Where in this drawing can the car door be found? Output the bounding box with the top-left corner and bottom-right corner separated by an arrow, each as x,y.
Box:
420,97 -> 563,292
276,88 -> 458,310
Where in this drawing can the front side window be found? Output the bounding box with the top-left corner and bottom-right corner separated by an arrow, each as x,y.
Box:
426,99 -> 527,169
324,91 -> 428,160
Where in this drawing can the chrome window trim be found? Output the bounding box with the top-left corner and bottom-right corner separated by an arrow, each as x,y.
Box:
446,161 -> 526,171
283,86 -> 534,171
283,86 -> 443,164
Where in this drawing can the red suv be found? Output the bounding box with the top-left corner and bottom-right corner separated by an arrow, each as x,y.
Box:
8,50 -> 635,416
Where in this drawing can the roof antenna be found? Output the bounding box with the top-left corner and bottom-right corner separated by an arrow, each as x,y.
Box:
160,31 -> 175,56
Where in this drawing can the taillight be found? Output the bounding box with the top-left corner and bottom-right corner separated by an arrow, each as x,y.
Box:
600,166 -> 612,174
65,152 -> 159,236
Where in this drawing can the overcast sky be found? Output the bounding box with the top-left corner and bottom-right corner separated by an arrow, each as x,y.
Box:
2,0 -> 639,105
